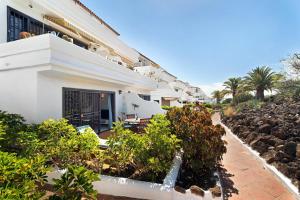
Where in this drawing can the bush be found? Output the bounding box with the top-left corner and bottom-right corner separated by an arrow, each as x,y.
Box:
277,79 -> 300,100
36,119 -> 103,171
162,105 -> 172,110
222,98 -> 232,105
236,99 -> 264,112
105,115 -> 180,182
50,166 -> 99,200
0,111 -> 31,153
0,112 -> 103,198
234,93 -> 254,104
0,151 -> 48,200
166,105 -> 226,175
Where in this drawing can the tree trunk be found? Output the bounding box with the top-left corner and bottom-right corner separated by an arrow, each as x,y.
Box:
256,88 -> 264,100
232,90 -> 237,104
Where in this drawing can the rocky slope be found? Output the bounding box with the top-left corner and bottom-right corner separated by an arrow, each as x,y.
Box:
222,98 -> 300,191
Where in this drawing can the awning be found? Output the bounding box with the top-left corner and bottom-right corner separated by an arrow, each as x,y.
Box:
43,15 -> 134,67
162,97 -> 179,101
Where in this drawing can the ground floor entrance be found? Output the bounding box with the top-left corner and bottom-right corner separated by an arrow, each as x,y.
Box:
62,88 -> 115,133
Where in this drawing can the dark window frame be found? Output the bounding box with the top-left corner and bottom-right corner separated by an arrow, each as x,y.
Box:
7,6 -> 88,49
62,87 -> 116,133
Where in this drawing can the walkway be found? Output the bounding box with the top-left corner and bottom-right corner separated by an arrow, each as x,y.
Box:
212,113 -> 298,200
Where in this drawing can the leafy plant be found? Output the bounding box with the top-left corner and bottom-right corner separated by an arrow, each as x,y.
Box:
49,166 -> 99,200
236,99 -> 265,112
0,151 -> 48,200
0,111 -> 32,153
161,105 -> 173,110
35,119 -> 103,171
166,105 -> 226,175
105,115 -> 180,182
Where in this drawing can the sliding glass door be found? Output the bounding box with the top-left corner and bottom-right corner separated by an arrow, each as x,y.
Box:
63,88 -> 115,133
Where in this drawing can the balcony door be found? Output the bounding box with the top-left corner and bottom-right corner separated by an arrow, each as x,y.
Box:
63,88 -> 115,133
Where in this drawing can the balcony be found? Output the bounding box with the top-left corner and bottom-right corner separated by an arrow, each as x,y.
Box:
0,34 -> 157,90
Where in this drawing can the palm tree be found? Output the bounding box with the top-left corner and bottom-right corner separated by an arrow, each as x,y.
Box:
244,66 -> 279,100
211,90 -> 224,104
222,77 -> 242,102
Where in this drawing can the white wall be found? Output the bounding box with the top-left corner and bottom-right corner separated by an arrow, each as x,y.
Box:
36,71 -> 152,123
0,67 -> 38,122
122,92 -> 165,119
0,0 -> 139,62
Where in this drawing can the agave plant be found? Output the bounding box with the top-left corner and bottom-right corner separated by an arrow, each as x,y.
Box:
244,66 -> 280,100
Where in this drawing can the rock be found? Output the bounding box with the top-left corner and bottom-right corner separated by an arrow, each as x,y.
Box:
296,144 -> 300,158
175,186 -> 186,194
209,186 -> 221,198
275,151 -> 290,162
283,142 -> 297,158
262,150 -> 276,164
276,145 -> 284,151
245,132 -> 258,144
258,124 -> 272,134
190,185 -> 204,197
250,138 -> 269,154
222,98 -> 300,188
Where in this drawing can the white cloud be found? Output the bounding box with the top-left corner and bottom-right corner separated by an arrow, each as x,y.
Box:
198,82 -> 224,97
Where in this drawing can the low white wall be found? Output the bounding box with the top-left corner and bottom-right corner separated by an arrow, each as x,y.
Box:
47,152 -> 223,200
122,92 -> 165,119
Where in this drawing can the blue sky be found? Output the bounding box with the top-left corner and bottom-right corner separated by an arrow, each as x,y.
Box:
81,0 -> 300,94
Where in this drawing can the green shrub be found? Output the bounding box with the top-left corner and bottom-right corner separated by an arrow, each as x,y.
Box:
234,93 -> 254,104
277,79 -> 300,100
36,119 -> 103,171
0,151 -> 48,200
0,111 -> 32,153
166,105 -> 226,174
202,102 -> 212,109
106,115 -> 180,181
49,166 -> 99,200
161,105 -> 173,110
236,99 -> 264,112
222,98 -> 232,105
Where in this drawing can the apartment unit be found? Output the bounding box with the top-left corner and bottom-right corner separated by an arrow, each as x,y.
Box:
0,0 -> 165,132
0,0 -> 207,132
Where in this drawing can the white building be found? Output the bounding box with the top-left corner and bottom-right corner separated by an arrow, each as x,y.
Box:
0,0 -> 165,132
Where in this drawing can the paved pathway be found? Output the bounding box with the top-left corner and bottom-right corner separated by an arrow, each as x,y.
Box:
212,113 -> 298,200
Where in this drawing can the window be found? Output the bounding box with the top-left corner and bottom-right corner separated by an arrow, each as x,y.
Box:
138,94 -> 151,101
63,88 -> 115,132
7,7 -> 88,49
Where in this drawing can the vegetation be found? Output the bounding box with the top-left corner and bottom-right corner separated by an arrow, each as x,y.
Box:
166,105 -> 226,175
211,90 -> 224,104
105,114 -> 180,182
0,151 -> 48,200
244,66 -> 280,100
49,166 -> 99,200
161,105 -> 173,110
222,77 -> 242,103
0,112 -> 102,199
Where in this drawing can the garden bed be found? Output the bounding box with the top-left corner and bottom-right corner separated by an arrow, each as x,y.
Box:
47,152 -> 182,200
47,151 -> 223,200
